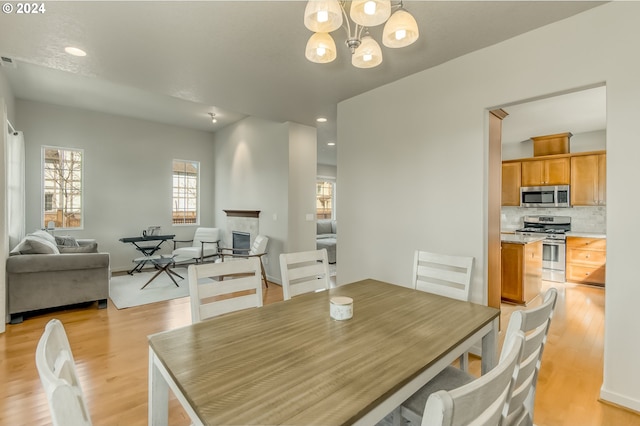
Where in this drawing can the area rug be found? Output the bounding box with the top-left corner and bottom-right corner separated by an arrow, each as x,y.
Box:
109,266 -> 190,309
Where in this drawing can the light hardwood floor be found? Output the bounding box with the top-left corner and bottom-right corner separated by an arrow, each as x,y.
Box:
1,279 -> 638,425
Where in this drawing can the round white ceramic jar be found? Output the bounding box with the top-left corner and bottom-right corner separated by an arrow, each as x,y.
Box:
330,296 -> 353,321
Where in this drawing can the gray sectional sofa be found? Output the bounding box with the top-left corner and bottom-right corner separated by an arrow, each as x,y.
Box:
6,231 -> 110,324
316,219 -> 337,264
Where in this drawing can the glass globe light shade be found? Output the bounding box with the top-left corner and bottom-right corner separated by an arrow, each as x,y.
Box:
352,36 -> 383,68
350,0 -> 391,27
382,9 -> 419,48
304,0 -> 343,33
305,32 -> 338,63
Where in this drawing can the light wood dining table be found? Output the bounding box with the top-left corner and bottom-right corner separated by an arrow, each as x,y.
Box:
148,279 -> 500,425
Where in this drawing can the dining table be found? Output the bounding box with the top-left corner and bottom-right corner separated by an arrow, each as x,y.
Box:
148,279 -> 500,425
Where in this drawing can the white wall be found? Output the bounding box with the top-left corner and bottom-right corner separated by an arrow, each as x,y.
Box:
317,163 -> 337,179
287,122 -> 317,253
338,2 -> 640,411
502,129 -> 606,160
16,99 -> 216,272
214,116 -> 317,283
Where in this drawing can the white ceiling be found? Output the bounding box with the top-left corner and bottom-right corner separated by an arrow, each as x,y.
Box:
0,1 -> 606,166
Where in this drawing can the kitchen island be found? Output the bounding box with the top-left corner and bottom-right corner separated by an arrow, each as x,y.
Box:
501,234 -> 544,305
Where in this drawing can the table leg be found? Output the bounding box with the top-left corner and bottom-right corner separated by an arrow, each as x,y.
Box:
481,317 -> 499,374
149,348 -> 169,426
140,268 -> 165,290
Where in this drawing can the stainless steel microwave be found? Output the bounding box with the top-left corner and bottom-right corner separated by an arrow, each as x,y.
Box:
520,185 -> 570,208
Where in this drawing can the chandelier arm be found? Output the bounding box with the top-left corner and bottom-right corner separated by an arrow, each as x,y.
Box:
339,1 -> 353,38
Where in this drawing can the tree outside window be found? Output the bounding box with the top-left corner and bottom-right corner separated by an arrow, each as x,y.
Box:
173,160 -> 199,225
316,180 -> 335,219
42,147 -> 83,229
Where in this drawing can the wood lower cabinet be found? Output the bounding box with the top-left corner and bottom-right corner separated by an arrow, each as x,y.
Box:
501,240 -> 542,305
521,157 -> 571,186
566,236 -> 606,285
502,161 -> 521,206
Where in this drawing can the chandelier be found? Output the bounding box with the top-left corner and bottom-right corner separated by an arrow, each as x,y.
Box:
303,0 -> 419,68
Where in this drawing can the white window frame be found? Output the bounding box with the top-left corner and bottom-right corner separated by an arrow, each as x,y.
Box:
316,177 -> 336,220
41,146 -> 84,230
172,159 -> 200,226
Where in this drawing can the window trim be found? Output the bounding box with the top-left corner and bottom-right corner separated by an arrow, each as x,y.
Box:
172,159 -> 200,226
41,145 -> 84,231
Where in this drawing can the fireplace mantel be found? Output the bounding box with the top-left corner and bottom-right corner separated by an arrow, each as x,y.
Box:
223,210 -> 261,218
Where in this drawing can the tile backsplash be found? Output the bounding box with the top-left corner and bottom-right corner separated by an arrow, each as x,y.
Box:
501,206 -> 606,234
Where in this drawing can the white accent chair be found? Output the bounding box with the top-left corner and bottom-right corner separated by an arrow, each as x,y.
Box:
280,248 -> 331,301
399,288 -> 558,426
172,227 -> 220,263
421,330 -> 525,426
413,250 -> 474,371
35,319 -> 92,426
218,235 -> 269,288
188,257 -> 263,323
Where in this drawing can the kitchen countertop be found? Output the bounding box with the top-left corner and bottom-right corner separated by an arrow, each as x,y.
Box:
501,234 -> 546,244
566,232 -> 607,239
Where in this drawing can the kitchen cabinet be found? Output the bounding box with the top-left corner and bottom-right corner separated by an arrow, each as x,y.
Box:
521,157 -> 570,186
501,161 -> 521,206
501,239 -> 542,305
566,236 -> 606,285
571,153 -> 606,206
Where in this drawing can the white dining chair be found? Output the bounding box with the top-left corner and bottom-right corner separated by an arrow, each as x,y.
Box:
413,250 -> 474,371
188,257 -> 263,323
35,319 -> 92,426
421,330 -> 525,426
280,248 -> 331,301
398,288 -> 558,426
218,234 -> 269,287
172,227 -> 221,263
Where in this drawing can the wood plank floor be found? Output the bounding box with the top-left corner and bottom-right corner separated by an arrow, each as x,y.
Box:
1,279 -> 638,425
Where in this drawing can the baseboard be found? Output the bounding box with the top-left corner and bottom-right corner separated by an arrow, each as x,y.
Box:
600,387 -> 640,413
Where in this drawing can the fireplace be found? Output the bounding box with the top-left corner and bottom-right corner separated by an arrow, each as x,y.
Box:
232,231 -> 251,255
223,210 -> 260,249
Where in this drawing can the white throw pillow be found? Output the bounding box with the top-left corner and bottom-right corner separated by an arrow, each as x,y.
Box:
24,235 -> 60,254
29,229 -> 57,245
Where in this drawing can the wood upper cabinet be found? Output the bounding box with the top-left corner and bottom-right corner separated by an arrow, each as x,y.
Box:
571,153 -> 606,206
566,236 -> 606,285
501,162 -> 521,206
521,157 -> 571,186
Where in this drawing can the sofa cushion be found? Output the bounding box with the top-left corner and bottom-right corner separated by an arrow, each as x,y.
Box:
317,220 -> 333,235
59,243 -> 98,253
29,230 -> 57,245
55,235 -> 80,247
10,235 -> 60,255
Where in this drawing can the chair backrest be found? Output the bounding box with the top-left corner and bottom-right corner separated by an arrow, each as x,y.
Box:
35,319 -> 92,426
249,235 -> 269,255
280,249 -> 331,301
193,227 -> 220,249
422,331 -> 525,426
188,257 -> 263,323
413,250 -> 474,301
503,287 -> 558,426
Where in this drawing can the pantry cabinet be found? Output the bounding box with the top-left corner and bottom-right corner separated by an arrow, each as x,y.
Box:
566,236 -> 606,285
501,161 -> 521,206
521,157 -> 571,186
571,153 -> 606,206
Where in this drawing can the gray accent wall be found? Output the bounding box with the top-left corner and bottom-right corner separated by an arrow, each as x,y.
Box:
337,2 -> 640,412
15,99 -> 216,272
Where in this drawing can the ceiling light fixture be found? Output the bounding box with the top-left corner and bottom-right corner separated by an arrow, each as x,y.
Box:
304,0 -> 419,69
64,46 -> 87,57
209,113 -> 218,124
317,117 -> 328,123
327,142 -> 336,146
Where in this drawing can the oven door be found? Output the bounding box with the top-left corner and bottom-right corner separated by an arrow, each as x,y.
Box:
542,239 -> 566,282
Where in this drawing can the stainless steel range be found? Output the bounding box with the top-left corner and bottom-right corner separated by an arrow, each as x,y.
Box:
516,215 -> 571,283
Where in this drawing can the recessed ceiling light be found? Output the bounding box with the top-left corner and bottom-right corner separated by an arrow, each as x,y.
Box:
316,117 -> 328,123
64,47 -> 87,57
327,142 -> 336,146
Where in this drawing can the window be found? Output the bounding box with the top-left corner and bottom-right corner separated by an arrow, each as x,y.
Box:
173,159 -> 199,225
42,146 -> 83,229
316,180 -> 335,219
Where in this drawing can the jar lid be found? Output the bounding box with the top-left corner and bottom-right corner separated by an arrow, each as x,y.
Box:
330,296 -> 353,305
